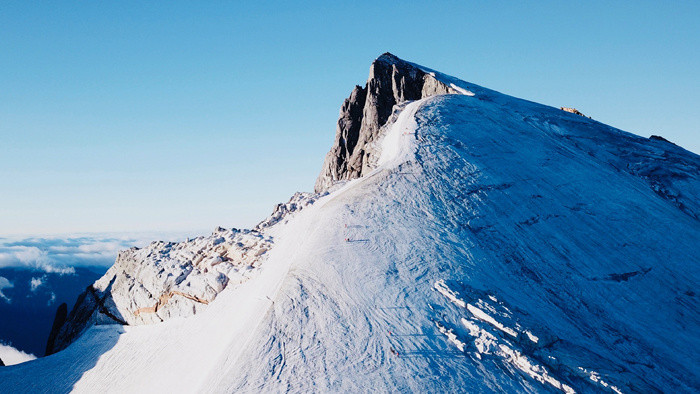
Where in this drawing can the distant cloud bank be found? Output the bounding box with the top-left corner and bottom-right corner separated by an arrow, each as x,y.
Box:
0,232 -> 194,273
0,276 -> 13,302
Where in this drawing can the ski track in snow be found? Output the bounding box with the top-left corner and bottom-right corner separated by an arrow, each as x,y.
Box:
1,73 -> 699,393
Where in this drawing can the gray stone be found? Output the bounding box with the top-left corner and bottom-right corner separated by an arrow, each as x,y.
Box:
45,303 -> 68,356
314,52 -> 459,192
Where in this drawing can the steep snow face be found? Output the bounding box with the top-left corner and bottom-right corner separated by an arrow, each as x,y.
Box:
204,92 -> 699,393
1,55 -> 699,393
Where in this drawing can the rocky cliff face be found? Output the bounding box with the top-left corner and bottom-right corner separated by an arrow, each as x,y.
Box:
44,303 -> 67,356
45,228 -> 272,355
45,194 -> 318,355
314,52 -> 461,192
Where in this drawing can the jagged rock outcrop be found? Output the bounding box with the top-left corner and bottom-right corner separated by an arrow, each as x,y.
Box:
314,52 -> 462,192
46,228 -> 273,355
315,53 -> 697,220
255,192 -> 323,230
45,303 -> 67,356
560,107 -> 588,117
650,134 -> 676,145
45,192 -> 321,356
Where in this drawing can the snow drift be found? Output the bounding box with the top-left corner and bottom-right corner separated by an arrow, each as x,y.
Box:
1,53 -> 698,393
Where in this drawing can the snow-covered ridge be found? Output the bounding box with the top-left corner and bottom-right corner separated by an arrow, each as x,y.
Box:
45,192 -> 319,355
255,191 -> 325,230
2,53 -> 698,393
314,52 -> 475,192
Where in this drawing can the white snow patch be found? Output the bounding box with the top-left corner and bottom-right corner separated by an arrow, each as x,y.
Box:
498,344 -> 575,394
450,83 -> 475,96
461,318 -> 499,354
377,100 -> 421,168
0,343 -> 36,366
578,367 -> 625,394
458,319 -> 573,393
525,330 -> 539,343
435,322 -> 466,352
467,303 -> 518,337
433,280 -> 467,308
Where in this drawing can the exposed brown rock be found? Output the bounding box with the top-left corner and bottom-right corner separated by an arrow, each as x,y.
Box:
560,107 -> 588,117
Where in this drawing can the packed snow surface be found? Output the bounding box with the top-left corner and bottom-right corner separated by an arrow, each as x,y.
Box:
1,66 -> 699,393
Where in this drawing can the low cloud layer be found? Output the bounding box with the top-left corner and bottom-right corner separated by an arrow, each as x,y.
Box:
0,232 -> 193,273
30,276 -> 44,292
0,276 -> 13,302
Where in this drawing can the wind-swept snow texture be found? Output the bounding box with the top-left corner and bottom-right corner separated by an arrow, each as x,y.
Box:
1,54 -> 699,393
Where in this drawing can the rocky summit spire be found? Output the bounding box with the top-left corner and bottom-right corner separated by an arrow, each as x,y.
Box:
314,52 -> 458,192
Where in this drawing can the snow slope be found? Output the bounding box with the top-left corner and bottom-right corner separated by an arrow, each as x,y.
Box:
203,91 -> 699,393
1,56 -> 698,393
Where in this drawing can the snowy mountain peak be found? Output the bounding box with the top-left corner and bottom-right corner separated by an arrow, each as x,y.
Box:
314,52 -> 467,192
375,51 -> 401,64
2,54 -> 699,393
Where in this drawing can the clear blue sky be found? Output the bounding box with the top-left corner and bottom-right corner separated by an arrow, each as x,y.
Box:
1,1 -> 698,236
